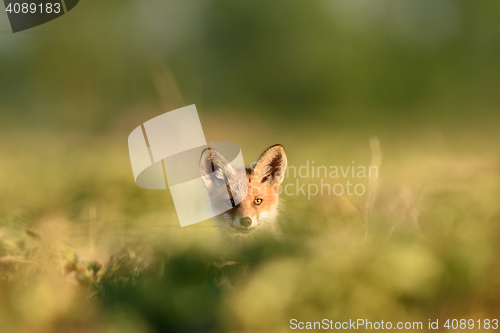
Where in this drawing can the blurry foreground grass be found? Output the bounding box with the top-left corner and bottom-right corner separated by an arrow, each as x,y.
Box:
0,114 -> 499,332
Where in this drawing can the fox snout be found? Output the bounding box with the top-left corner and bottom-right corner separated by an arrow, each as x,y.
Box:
224,208 -> 260,233
239,217 -> 252,228
221,200 -> 260,232
200,144 -> 287,238
225,215 -> 255,233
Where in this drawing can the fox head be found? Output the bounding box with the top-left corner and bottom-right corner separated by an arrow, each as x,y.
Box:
199,144 -> 287,239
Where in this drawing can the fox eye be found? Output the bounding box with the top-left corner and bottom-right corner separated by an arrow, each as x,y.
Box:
254,198 -> 263,205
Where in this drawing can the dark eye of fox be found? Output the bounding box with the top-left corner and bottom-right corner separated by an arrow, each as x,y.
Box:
254,198 -> 263,205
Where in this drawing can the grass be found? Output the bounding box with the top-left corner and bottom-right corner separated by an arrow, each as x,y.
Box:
0,114 -> 499,332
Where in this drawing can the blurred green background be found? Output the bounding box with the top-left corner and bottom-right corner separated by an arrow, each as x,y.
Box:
0,1 -> 500,332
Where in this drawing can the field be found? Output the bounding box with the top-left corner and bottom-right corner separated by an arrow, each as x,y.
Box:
0,111 -> 499,332
2,1 -> 500,331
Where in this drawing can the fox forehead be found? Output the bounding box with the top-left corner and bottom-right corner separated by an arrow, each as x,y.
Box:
207,171 -> 278,205
240,172 -> 280,206
210,170 -> 277,201
225,179 -> 279,219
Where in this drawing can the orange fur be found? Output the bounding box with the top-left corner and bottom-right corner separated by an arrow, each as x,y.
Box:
200,144 -> 287,243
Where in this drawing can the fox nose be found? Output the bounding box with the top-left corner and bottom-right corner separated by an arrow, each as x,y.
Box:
240,217 -> 252,228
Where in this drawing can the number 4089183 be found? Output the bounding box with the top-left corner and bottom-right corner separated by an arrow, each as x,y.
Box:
6,3 -> 61,14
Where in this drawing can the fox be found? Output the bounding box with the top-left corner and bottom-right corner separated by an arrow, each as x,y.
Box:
199,144 -> 287,245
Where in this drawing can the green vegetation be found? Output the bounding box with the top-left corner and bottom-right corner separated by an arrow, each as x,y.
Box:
1,1 -> 500,332
0,120 -> 499,332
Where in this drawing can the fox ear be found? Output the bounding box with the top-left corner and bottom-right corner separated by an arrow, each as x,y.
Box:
199,148 -> 231,189
252,144 -> 287,185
